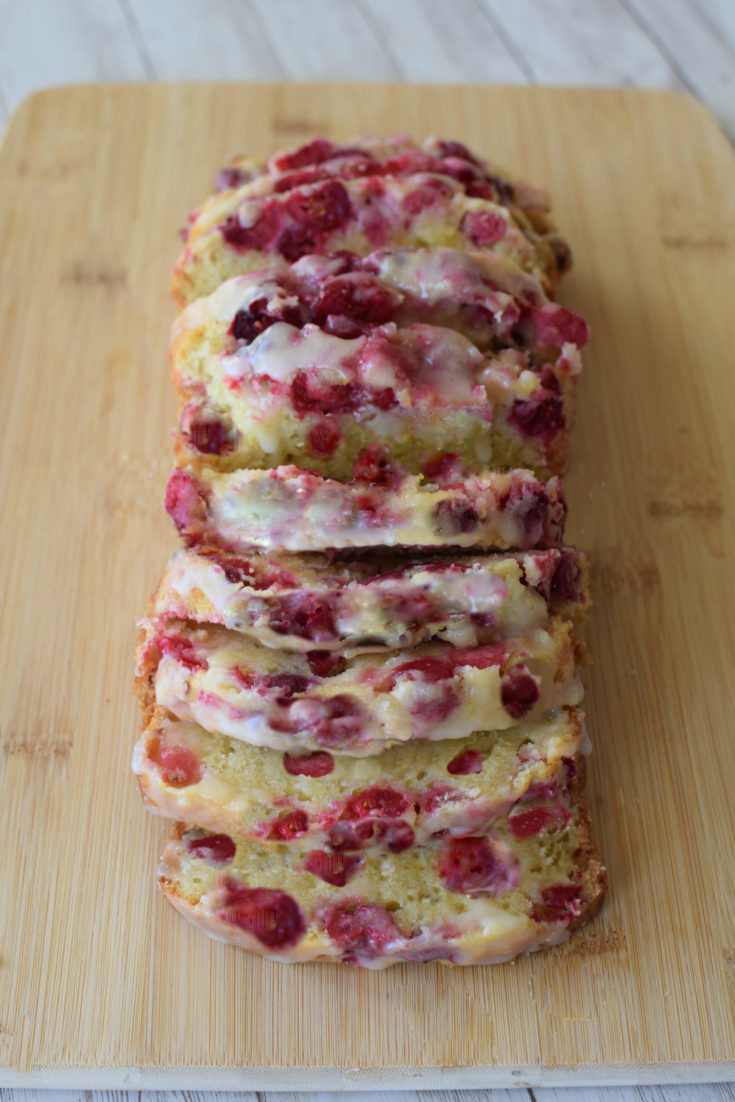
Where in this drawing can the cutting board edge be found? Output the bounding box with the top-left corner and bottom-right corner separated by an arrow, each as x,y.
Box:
2,1058 -> 735,1091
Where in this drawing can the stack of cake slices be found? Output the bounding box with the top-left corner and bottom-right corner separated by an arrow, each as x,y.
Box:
133,135 -> 606,967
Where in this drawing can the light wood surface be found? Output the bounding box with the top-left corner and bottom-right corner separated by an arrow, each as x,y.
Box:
1,82 -> 735,1090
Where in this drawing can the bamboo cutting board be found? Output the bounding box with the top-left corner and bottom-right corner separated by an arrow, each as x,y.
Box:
1,83 -> 734,1090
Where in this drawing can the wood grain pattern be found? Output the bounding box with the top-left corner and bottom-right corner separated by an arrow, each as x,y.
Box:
0,83 -> 734,1090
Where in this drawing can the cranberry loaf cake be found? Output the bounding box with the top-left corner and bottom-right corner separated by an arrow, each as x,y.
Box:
172,249 -> 588,483
134,131 -> 605,965
134,705 -> 586,850
136,618 -> 582,755
173,135 -> 572,307
158,769 -> 605,967
147,546 -> 589,653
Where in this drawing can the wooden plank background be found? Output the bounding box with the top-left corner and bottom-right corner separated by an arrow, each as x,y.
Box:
0,4 -> 734,1101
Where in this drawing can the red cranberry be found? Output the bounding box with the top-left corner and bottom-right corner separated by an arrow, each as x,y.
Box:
508,395 -> 565,441
562,755 -> 577,780
269,593 -> 337,642
550,552 -> 581,604
266,809 -> 309,841
221,203 -> 282,250
342,786 -> 410,821
215,166 -> 246,191
447,748 -> 484,775
158,632 -> 206,672
422,452 -> 466,485
327,821 -> 376,851
187,417 -> 235,455
353,444 -> 401,487
269,672 -> 311,698
402,178 -> 453,216
501,665 -> 540,718
530,882 -> 582,924
438,836 -> 514,896
218,877 -> 305,948
185,832 -> 236,865
204,551 -> 256,587
305,650 -> 346,677
387,654 -> 455,684
376,821 -> 415,852
508,807 -> 556,839
165,470 -> 206,537
531,304 -> 589,349
303,850 -> 363,886
272,138 -> 335,172
273,167 -> 329,192
434,499 -> 480,536
436,140 -> 480,165
462,210 -> 507,246
152,740 -> 202,787
283,750 -> 334,777
308,417 -> 342,457
523,779 -> 559,802
418,785 -> 461,814
324,902 -> 400,953
278,180 -> 352,261
313,274 -> 399,331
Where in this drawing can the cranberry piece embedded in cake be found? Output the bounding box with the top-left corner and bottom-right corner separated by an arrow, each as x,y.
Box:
375,821 -> 416,852
187,416 -> 236,455
342,785 -> 411,821
438,836 -> 518,896
531,304 -> 589,350
303,850 -> 363,886
269,592 -> 338,643
446,748 -> 484,775
312,274 -> 400,332
185,831 -> 236,866
221,203 -> 283,251
433,499 -> 480,536
268,672 -> 311,699
157,632 -> 207,672
326,821 -> 376,852
530,882 -> 582,924
308,417 -> 342,457
501,665 -> 541,719
508,394 -> 565,442
324,901 -> 400,954
215,166 -> 247,192
218,877 -> 306,948
266,810 -> 309,841
164,470 -> 207,538
282,750 -> 335,777
508,805 -> 570,839
461,210 -> 507,246
271,138 -> 336,173
151,740 -> 202,788
353,444 -> 401,486
305,650 -> 346,677
550,552 -> 581,604
278,180 -> 353,261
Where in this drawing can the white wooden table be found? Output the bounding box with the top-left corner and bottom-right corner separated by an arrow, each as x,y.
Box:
1,2 -> 733,1099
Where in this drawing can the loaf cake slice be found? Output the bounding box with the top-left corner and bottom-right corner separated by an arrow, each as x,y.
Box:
134,705 -> 586,851
173,134 -> 571,306
147,546 -> 589,653
213,134 -> 563,251
171,250 -> 586,482
165,465 -> 565,553
135,617 -> 582,756
157,769 -> 605,967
